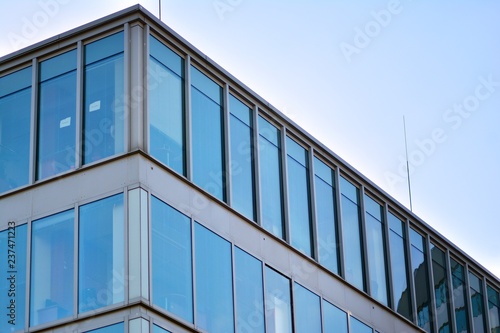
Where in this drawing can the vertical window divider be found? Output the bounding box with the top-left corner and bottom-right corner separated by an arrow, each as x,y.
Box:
334,168 -> 345,279
425,234 -> 438,333
252,106 -> 262,226
223,84 -> 231,206
281,127 -> 290,244
405,220 -> 418,325
123,188 -> 130,305
383,204 -> 394,310
464,263 -> 475,333
482,275 -> 492,333
359,185 -> 370,295
29,58 -> 38,185
147,190 -> 153,307
308,147 -> 319,261
123,23 -> 131,153
185,55 -> 192,181
260,261 -> 268,330
230,243 -> 237,333
75,41 -> 83,169
144,26 -> 151,154
290,277 -> 297,333
25,219 -> 33,330
445,249 -> 457,333
73,203 -> 79,319
190,217 -> 197,326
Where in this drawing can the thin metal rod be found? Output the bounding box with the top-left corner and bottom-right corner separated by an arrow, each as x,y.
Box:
159,0 -> 162,20
403,116 -> 413,211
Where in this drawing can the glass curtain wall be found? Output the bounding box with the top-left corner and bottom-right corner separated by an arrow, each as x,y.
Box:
293,283 -> 321,333
487,286 -> 500,333
450,259 -> 470,333
37,49 -> 77,180
0,67 -> 31,193
323,300 -> 348,333
430,244 -> 451,333
469,271 -> 487,333
149,35 -> 185,175
84,322 -> 124,333
265,267 -> 292,333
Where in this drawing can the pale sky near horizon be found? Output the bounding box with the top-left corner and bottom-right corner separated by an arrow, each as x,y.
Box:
1,0 -> 499,278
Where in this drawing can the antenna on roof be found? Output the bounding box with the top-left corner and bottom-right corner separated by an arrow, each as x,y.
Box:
403,116 -> 413,212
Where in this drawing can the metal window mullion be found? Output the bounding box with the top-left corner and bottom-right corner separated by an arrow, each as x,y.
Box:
359,185 -> 370,295
123,22 -> 131,153
74,203 -> 79,319
223,83 -> 231,206
426,235 -> 438,333
185,55 -> 192,180
147,190 -> 154,308
383,204 -> 394,310
29,58 -> 38,184
463,263 -> 475,333
445,250 -> 457,333
280,127 -> 290,243
334,167 -> 345,279
25,219 -> 33,330
405,221 -> 418,325
482,275 -> 492,333
252,107 -> 262,226
261,263 -> 268,331
231,243 -> 237,333
75,41 -> 83,169
308,147 -> 319,261
123,188 -> 130,305
191,218 -> 197,327
143,25 -> 150,153
290,278 -> 296,333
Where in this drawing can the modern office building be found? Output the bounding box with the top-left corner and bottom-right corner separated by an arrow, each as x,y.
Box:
0,5 -> 498,333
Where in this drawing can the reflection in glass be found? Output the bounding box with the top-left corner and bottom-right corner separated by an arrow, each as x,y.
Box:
152,196 -> 193,323
469,271 -> 486,333
258,117 -> 284,238
153,324 -> 172,333
0,67 -> 31,193
450,259 -> 470,333
83,32 -> 124,164
293,283 -> 321,333
191,66 -> 225,201
149,36 -> 185,175
487,285 -> 500,333
388,213 -> 412,321
235,247 -> 264,333
84,322 -> 124,333
351,317 -> 372,333
314,157 -> 339,274
340,176 -> 365,291
265,267 -> 292,333
229,95 -> 255,220
410,228 -> 433,332
30,210 -> 74,326
430,244 -> 451,333
79,194 -> 124,313
0,224 -> 27,332
364,195 -> 388,305
286,137 -> 312,256
322,300 -> 348,333
37,49 -> 77,180
195,223 -> 234,333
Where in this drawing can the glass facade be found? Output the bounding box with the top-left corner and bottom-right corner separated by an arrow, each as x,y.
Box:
293,283 -> 321,333
149,36 -> 185,175
0,67 -> 31,193
488,285 -> 500,333
229,95 -> 255,221
364,194 -> 388,305
340,176 -> 365,291
469,271 -> 487,333
286,137 -> 312,256
265,267 -> 292,333
450,259 -> 470,333
323,300 -> 348,333
191,66 -> 225,201
84,322 -> 124,333
258,116 -> 284,238
83,32 -> 125,164
351,317 -> 373,333
154,324 -> 172,333
430,244 -> 451,333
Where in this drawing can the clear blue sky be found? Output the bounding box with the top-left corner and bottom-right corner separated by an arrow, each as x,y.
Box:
1,0 -> 499,278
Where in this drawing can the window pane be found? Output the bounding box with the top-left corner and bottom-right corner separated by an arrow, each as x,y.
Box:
30,210 -> 74,326
364,195 -> 388,305
149,36 -> 185,175
487,286 -> 500,333
286,137 -> 312,256
195,223 -> 234,333
322,300 -> 348,333
351,317 -> 372,333
37,50 -> 77,180
229,95 -> 255,220
235,247 -> 264,333
0,67 -> 31,193
265,267 -> 292,333
450,259 -> 469,333
83,32 -> 124,164
314,157 -> 339,274
258,116 -> 283,238
340,177 -> 365,291
84,322 -> 124,333
469,272 -> 486,333
410,228 -> 433,333
191,66 -> 225,201
153,324 -> 172,333
293,283 -> 321,333
430,244 -> 451,333
152,196 -> 193,323
388,213 -> 412,321
79,194 -> 124,313
0,224 -> 27,332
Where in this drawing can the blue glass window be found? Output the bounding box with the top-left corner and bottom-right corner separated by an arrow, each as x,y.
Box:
351,317 -> 372,333
265,267 -> 292,333
84,322 -> 124,333
258,117 -> 284,238
153,324 -> 172,333
0,224 -> 27,332
450,259 -> 469,333
191,66 -> 225,201
430,244 -> 451,333
314,157 -> 339,274
364,195 -> 388,305
37,49 -> 77,180
0,67 -> 31,193
30,210 -> 74,326
152,196 -> 193,323
469,271 -> 486,333
323,300 -> 348,333
487,286 -> 500,333
286,137 -> 312,256
149,36 -> 185,175
83,32 -> 125,164
340,176 -> 365,291
235,247 -> 264,333
195,223 -> 234,332
229,95 -> 255,220
388,213 -> 412,321
293,283 -> 321,333
79,194 -> 124,313
410,228 -> 433,332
